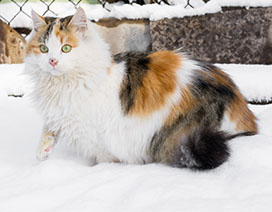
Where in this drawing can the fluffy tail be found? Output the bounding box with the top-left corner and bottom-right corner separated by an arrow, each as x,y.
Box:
172,128 -> 230,170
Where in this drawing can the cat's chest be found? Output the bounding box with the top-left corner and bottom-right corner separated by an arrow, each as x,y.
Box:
38,83 -> 167,163
39,81 -> 121,135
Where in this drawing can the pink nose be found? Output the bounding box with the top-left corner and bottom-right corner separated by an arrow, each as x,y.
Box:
49,58 -> 58,67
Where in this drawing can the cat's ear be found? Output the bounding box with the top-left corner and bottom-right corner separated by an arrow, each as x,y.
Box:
31,10 -> 46,31
68,7 -> 88,34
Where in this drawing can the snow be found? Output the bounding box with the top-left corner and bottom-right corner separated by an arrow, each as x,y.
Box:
1,0 -> 272,28
211,0 -> 272,7
1,63 -> 271,103
217,64 -> 272,103
0,64 -> 31,97
0,63 -> 272,211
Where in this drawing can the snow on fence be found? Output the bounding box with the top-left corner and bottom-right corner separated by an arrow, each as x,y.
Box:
1,0 -> 272,64
0,0 -> 196,29
1,0 -> 272,30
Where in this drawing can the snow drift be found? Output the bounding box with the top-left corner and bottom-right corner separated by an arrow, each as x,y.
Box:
0,63 -> 272,211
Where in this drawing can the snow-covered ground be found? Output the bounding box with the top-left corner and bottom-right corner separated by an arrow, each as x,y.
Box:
1,63 -> 271,103
0,63 -> 272,212
1,0 -> 272,28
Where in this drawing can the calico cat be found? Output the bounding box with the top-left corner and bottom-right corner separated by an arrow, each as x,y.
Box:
25,7 -> 257,170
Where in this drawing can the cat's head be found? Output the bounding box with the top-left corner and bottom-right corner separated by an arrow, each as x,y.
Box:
25,7 -> 89,76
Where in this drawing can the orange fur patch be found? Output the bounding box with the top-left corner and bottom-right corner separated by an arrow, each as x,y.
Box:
212,67 -> 257,134
54,23 -> 78,47
212,67 -> 234,86
130,51 -> 181,117
25,42 -> 41,56
25,24 -> 48,56
227,92 -> 258,134
106,61 -> 114,75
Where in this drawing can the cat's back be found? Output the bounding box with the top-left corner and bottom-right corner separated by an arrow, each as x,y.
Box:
115,50 -> 192,116
114,50 -> 257,137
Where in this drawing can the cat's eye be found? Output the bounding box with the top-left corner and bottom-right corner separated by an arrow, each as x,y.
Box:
61,44 -> 72,53
40,45 -> 48,53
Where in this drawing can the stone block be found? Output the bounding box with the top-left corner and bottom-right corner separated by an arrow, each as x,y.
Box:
94,18 -> 151,55
0,19 -> 25,64
150,7 -> 272,64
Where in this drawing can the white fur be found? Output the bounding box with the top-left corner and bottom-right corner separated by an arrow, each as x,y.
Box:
220,112 -> 240,135
31,10 -> 46,31
176,54 -> 198,87
25,12 -> 197,164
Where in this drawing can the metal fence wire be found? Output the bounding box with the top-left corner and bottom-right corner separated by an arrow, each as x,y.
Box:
0,0 -> 196,27
0,0 -> 82,25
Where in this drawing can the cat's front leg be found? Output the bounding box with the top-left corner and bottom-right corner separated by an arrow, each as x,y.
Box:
36,128 -> 57,161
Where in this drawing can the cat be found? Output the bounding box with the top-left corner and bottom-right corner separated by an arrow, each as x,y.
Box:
24,7 -> 257,170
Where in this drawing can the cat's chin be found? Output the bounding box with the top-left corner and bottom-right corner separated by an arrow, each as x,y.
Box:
47,69 -> 64,76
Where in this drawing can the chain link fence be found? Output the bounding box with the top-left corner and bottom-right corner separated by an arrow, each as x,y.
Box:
0,0 -> 84,26
0,0 -> 198,27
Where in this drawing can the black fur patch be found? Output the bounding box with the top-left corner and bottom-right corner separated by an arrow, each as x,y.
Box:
60,15 -> 73,24
59,16 -> 73,31
171,128 -> 230,170
216,102 -> 225,122
188,63 -> 237,128
228,131 -> 256,139
39,16 -> 72,43
114,52 -> 151,115
194,77 -> 235,101
39,17 -> 56,43
197,63 -> 237,100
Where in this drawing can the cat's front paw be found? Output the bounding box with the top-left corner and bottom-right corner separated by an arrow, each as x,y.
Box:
36,134 -> 56,161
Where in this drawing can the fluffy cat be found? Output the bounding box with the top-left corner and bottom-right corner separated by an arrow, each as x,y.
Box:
24,7 -> 257,170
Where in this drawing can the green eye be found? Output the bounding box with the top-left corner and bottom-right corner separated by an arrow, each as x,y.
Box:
61,44 -> 72,53
40,45 -> 48,53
